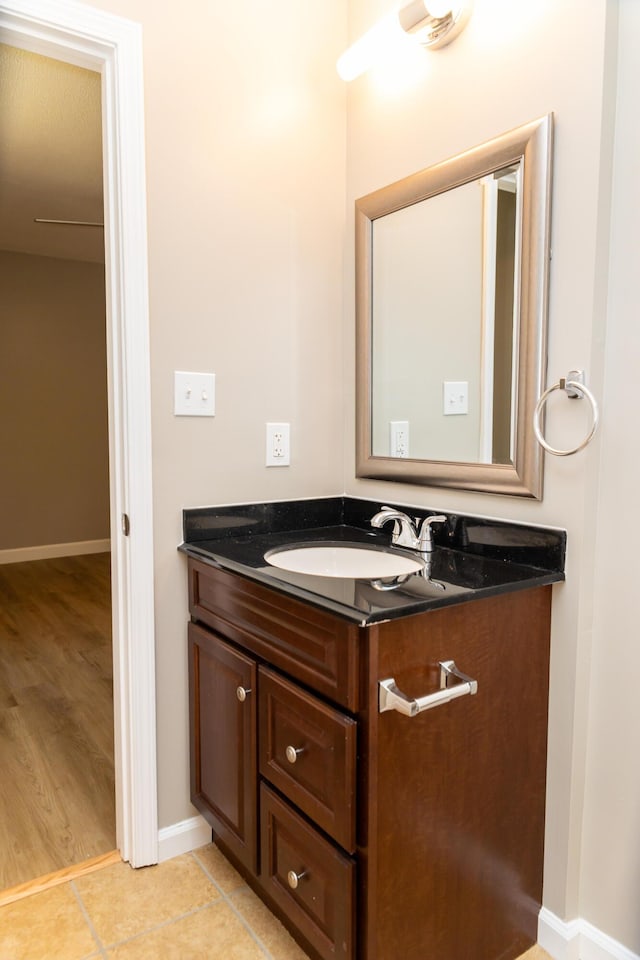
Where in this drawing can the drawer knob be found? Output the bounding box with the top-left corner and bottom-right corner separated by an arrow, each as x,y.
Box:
287,869 -> 307,890
236,686 -> 251,703
285,745 -> 304,764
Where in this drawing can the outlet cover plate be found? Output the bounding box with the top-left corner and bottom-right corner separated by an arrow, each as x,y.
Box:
389,420 -> 410,457
266,422 -> 290,466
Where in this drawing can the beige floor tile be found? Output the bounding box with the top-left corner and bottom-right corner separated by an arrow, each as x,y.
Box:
231,887 -> 309,960
0,883 -> 98,960
193,843 -> 247,895
517,948 -> 553,960
106,900 -> 266,959
75,854 -> 220,946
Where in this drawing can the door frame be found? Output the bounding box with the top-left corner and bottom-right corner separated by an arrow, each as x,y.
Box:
0,0 -> 158,866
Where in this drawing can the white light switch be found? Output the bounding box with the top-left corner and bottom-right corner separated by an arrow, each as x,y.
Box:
443,381 -> 469,416
174,371 -> 215,416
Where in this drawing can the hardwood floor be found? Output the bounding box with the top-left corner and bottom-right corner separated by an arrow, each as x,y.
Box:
0,553 -> 115,890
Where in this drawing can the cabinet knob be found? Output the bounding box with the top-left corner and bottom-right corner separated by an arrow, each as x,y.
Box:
287,869 -> 306,890
285,745 -> 304,764
236,686 -> 251,702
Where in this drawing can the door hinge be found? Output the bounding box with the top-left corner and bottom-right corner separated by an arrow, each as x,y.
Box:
122,513 -> 130,536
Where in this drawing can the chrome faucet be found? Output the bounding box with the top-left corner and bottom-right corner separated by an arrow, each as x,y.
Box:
370,506 -> 446,554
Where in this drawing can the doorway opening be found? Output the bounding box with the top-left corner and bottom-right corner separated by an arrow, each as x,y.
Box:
0,0 -> 157,880
0,46 -> 113,890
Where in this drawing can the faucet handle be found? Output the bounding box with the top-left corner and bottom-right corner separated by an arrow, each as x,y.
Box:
417,514 -> 447,553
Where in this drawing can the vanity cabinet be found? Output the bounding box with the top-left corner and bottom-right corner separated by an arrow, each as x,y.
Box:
187,556 -> 553,960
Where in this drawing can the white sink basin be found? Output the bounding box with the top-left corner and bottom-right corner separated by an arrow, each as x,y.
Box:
265,544 -> 423,579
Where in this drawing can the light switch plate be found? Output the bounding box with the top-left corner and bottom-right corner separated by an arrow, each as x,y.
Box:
174,371 -> 215,416
443,381 -> 469,416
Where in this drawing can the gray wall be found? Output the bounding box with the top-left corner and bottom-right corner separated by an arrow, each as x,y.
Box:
0,251 -> 109,550
82,0 -> 348,838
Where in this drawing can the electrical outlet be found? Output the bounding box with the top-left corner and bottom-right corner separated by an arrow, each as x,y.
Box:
174,371 -> 215,416
266,422 -> 290,466
443,381 -> 469,416
390,421 -> 410,457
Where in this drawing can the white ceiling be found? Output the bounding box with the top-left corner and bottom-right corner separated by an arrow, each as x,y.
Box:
0,43 -> 104,264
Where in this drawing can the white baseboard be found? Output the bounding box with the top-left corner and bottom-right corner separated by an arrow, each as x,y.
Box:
539,908 -> 582,960
158,814 -> 212,863
539,908 -> 639,960
0,539 -> 111,564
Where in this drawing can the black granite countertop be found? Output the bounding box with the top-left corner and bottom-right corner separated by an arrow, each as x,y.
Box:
179,497 -> 565,625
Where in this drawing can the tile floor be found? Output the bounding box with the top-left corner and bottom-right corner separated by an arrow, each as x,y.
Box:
0,843 -> 554,960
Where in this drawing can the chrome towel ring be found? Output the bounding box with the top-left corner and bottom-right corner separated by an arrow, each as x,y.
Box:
533,369 -> 599,456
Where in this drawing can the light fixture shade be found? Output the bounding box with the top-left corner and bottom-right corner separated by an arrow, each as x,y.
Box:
336,11 -> 407,81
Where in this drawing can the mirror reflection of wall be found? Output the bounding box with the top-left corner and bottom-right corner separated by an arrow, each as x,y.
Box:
371,164 -> 520,465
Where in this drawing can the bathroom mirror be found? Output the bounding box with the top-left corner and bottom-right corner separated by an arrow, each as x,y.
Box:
356,115 -> 553,499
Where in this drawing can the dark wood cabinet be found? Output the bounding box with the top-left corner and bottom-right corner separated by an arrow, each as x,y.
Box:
187,557 -> 552,960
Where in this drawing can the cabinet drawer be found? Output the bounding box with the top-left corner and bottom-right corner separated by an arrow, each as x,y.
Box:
259,666 -> 356,853
188,559 -> 360,710
260,783 -> 355,960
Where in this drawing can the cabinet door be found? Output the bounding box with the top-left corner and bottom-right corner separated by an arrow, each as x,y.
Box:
188,621 -> 258,873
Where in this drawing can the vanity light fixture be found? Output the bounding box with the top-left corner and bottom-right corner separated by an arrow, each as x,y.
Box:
336,0 -> 472,81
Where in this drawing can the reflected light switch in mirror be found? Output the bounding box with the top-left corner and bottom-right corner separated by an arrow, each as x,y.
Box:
443,381 -> 468,415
